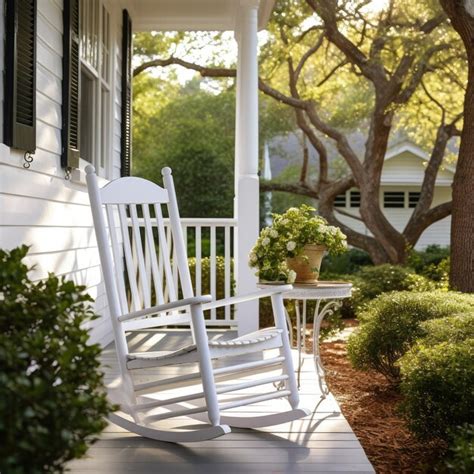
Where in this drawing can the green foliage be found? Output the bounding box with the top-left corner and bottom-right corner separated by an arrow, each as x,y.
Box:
408,245 -> 451,282
441,424 -> 474,473
134,87 -> 235,218
350,264 -> 443,310
0,247 -> 113,473
420,313 -> 474,347
320,248 -> 372,275
347,291 -> 474,382
399,341 -> 474,439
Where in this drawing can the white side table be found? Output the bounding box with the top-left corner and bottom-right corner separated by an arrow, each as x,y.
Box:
282,282 -> 352,397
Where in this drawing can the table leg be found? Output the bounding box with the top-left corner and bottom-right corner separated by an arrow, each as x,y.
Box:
313,299 -> 342,398
284,305 -> 294,349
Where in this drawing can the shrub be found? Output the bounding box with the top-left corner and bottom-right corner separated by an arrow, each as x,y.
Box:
320,248 -> 372,275
0,246 -> 114,473
188,256 -> 235,321
399,341 -> 474,439
347,291 -> 474,382
442,424 -> 474,473
420,313 -> 474,346
350,264 -> 442,311
408,245 -> 450,278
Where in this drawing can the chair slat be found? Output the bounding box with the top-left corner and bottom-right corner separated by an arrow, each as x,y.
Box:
154,204 -> 176,302
105,204 -> 128,314
142,204 -> 165,305
118,204 -> 141,311
130,204 -> 151,308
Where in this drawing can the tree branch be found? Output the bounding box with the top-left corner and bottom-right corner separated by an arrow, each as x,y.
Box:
306,0 -> 386,85
134,56 -> 310,110
294,33 -> 326,82
404,117 -> 460,243
334,208 -> 365,222
395,44 -> 451,104
404,201 -> 452,245
304,102 -> 364,183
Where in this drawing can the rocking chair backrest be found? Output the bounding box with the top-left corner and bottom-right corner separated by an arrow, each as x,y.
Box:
86,165 -> 194,326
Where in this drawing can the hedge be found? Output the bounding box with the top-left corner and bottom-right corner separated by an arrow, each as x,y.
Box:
399,340 -> 474,439
420,313 -> 474,347
347,291 -> 474,382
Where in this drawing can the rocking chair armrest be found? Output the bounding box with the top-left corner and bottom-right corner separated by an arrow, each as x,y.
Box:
117,295 -> 213,322
202,285 -> 293,311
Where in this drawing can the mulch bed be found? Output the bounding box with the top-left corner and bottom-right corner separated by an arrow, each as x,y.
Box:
316,325 -> 446,473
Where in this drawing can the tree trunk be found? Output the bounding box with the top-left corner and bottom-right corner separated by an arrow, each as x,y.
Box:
440,0 -> 474,292
450,58 -> 474,291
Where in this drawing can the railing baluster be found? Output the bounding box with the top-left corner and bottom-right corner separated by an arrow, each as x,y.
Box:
224,224 -> 231,321
196,226 -> 202,297
210,225 -> 216,321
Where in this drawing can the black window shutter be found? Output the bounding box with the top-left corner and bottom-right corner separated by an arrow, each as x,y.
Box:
4,0 -> 37,152
61,0 -> 80,169
121,10 -> 132,177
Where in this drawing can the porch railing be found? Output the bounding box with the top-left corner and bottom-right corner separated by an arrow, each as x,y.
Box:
134,217 -> 238,326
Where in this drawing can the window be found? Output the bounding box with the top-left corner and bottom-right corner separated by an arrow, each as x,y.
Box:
350,191 -> 361,208
384,192 -> 405,208
408,192 -> 421,208
79,0 -> 111,176
334,193 -> 347,208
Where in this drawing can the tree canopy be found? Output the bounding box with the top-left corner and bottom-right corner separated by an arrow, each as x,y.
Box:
132,0 -> 467,264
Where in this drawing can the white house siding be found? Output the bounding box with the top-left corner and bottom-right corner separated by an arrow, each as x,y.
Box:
0,0 -> 124,346
381,152 -> 454,185
336,185 -> 452,250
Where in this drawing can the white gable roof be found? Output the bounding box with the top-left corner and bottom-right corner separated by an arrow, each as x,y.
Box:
381,140 -> 454,186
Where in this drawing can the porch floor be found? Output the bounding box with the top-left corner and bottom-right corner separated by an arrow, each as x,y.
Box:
68,329 -> 374,473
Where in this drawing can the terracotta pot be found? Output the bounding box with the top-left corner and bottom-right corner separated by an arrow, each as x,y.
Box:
286,244 -> 326,284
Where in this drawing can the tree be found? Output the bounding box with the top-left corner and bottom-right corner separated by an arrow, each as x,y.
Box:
133,0 -> 466,264
133,83 -> 235,217
439,0 -> 474,292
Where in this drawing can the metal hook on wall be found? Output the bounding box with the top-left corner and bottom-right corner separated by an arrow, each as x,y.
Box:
23,151 -> 34,169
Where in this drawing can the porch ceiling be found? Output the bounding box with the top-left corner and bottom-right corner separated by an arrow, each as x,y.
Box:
128,0 -> 275,31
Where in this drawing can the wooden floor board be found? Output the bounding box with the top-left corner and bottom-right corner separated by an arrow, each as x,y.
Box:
68,329 -> 374,473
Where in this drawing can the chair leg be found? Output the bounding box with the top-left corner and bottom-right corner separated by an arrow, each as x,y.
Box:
190,303 -> 221,426
271,293 -> 300,409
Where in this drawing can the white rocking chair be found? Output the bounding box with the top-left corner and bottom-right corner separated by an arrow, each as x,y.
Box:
86,165 -> 309,442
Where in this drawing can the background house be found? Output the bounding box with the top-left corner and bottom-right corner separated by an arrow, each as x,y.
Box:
265,135 -> 454,249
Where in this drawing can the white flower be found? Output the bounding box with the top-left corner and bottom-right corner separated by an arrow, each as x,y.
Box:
249,252 -> 258,263
287,270 -> 297,283
262,237 -> 271,246
270,229 -> 278,238
328,226 -> 338,234
281,219 -> 289,225
287,241 -> 296,251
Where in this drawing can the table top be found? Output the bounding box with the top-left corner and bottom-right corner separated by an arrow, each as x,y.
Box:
258,281 -> 352,300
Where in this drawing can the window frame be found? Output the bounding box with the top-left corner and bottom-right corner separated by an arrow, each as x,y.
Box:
78,0 -> 114,179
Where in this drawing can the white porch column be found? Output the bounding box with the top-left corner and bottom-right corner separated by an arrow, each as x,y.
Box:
234,0 -> 259,336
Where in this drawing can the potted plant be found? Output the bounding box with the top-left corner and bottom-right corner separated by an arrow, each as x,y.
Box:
249,205 -> 348,284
